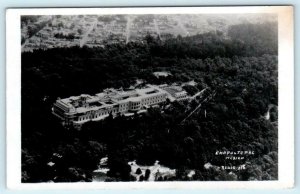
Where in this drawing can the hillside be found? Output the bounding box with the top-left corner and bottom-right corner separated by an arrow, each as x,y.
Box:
21,21 -> 278,182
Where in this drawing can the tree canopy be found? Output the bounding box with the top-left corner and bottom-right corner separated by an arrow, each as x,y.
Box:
21,21 -> 278,182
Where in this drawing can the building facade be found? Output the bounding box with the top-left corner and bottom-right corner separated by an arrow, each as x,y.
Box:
53,84 -> 192,125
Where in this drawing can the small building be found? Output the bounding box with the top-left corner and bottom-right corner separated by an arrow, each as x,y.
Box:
153,71 -> 172,78
159,85 -> 189,101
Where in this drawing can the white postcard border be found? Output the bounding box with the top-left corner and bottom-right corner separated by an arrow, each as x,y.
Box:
6,6 -> 294,189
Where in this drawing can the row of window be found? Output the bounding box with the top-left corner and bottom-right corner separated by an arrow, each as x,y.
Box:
131,105 -> 140,109
120,103 -> 128,107
131,102 -> 140,106
75,97 -> 167,122
177,94 -> 188,99
129,98 -> 164,110
143,95 -> 165,102
142,97 -> 165,106
77,109 -> 119,121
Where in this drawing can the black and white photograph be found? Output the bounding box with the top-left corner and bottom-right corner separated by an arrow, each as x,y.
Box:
6,6 -> 294,189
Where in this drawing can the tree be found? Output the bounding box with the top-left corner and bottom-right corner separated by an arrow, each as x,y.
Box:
144,169 -> 151,180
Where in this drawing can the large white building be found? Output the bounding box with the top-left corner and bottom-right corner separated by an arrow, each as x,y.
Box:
52,84 -> 189,125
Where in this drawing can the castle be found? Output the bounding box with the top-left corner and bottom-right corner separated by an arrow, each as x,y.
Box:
52,84 -> 189,125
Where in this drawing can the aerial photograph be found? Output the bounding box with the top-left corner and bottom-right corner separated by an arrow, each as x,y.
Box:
21,13 -> 278,182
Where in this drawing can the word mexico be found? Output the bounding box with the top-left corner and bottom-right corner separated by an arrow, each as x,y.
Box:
52,83 -> 191,125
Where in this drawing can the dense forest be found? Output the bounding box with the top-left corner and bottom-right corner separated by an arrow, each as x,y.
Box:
21,22 -> 278,182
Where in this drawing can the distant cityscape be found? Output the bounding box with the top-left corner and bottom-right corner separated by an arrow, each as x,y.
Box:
21,14 -> 276,52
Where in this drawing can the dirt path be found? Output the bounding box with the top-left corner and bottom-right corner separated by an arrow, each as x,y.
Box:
181,91 -> 216,124
80,19 -> 97,47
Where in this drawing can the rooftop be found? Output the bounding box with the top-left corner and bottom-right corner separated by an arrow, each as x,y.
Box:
54,83 -> 193,116
56,84 -> 168,114
153,71 -> 172,78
